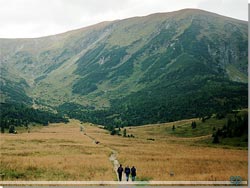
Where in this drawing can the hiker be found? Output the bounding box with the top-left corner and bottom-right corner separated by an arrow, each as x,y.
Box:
117,164 -> 123,181
124,165 -> 130,181
131,166 -> 136,181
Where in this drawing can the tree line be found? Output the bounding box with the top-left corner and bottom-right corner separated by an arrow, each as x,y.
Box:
57,78 -> 247,128
212,111 -> 248,144
0,103 -> 68,133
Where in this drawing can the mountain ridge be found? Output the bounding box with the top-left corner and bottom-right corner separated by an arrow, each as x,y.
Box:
0,8 -> 248,126
0,8 -> 247,40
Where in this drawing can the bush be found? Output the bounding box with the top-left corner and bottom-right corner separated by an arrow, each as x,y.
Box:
191,121 -> 197,129
212,133 -> 220,143
1,125 -> 4,133
110,129 -> 116,135
172,125 -> 175,131
9,125 -> 15,134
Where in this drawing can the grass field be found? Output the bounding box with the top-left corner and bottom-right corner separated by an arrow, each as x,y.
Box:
0,118 -> 248,182
0,120 -> 114,180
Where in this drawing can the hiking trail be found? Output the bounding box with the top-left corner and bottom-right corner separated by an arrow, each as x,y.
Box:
81,126 -> 129,181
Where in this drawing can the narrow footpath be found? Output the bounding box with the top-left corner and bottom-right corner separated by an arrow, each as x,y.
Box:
81,127 -> 129,181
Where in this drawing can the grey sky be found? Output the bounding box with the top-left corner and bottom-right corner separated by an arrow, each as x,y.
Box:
0,0 -> 248,38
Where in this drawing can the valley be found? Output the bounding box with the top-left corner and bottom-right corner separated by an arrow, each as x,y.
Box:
0,8 -> 248,184
0,118 -> 247,182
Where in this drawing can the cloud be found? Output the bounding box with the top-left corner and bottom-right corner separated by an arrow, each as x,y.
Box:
0,0 -> 247,38
197,0 -> 247,20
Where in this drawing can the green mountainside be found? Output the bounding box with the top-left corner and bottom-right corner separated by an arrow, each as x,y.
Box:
0,9 -> 248,126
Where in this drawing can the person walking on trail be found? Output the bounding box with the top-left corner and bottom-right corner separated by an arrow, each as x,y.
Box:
131,166 -> 136,181
124,165 -> 130,181
117,164 -> 123,181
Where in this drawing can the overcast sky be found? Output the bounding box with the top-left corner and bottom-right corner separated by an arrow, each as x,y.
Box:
0,0 -> 248,38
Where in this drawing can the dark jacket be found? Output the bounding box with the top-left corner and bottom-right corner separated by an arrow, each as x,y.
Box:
117,166 -> 123,174
131,167 -> 136,176
125,167 -> 130,175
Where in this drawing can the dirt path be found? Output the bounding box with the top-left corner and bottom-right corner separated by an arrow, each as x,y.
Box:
108,150 -> 120,180
81,128 -> 128,181
108,149 -> 129,181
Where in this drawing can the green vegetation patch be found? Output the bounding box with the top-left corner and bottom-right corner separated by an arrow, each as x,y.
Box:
167,118 -> 226,137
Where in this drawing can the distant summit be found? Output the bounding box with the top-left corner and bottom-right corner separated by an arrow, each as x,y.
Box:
0,9 -> 247,126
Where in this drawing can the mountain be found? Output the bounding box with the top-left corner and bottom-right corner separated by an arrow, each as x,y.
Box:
0,9 -> 248,126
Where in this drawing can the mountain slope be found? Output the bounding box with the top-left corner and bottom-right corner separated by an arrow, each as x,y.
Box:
0,9 -> 248,126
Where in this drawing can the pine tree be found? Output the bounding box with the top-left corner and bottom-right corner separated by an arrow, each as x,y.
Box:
110,126 -> 116,135
111,129 -> 116,135
201,117 -> 205,122
9,125 -> 15,134
212,132 -> 220,143
123,128 -> 127,137
172,125 -> 175,131
1,126 -> 4,133
191,121 -> 197,129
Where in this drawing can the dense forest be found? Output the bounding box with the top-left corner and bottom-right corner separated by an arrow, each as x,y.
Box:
58,78 -> 247,127
0,103 -> 68,133
212,110 -> 248,145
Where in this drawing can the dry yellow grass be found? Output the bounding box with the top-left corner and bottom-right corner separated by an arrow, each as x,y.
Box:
0,119 -> 248,182
85,121 -> 248,181
0,120 -> 114,180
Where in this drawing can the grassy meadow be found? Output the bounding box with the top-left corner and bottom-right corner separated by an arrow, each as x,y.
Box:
0,120 -> 114,180
0,118 -> 248,181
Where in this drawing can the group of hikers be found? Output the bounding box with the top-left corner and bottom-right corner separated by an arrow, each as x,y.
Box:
117,164 -> 136,181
